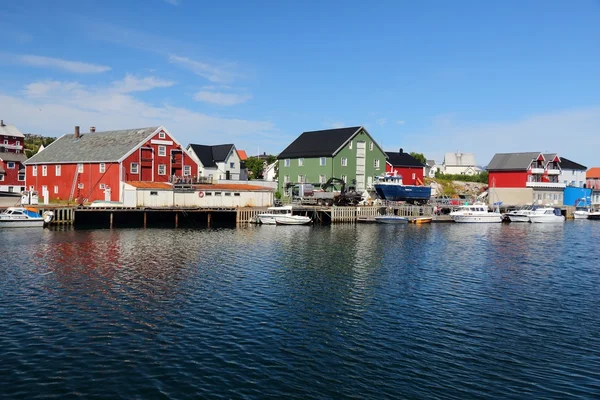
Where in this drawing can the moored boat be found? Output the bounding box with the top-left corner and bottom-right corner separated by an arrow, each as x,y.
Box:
274,215 -> 312,225
257,206 -> 294,225
528,207 -> 565,223
573,198 -> 592,220
506,205 -> 536,222
373,173 -> 431,204
0,207 -> 54,228
449,202 -> 503,223
374,215 -> 409,224
410,216 -> 432,224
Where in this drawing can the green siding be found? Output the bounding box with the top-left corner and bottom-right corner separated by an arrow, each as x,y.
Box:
278,128 -> 386,195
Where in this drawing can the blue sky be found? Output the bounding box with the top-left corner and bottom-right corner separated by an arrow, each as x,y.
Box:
1,0 -> 600,166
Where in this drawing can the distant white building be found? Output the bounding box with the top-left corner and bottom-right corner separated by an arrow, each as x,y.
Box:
558,157 -> 587,188
425,159 -> 440,178
187,143 -> 242,181
442,152 -> 481,175
263,161 -> 277,181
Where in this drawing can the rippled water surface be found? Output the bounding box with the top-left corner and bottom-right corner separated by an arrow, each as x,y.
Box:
1,222 -> 600,399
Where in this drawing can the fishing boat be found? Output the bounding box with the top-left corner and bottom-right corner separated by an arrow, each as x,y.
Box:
257,206 -> 294,225
274,215 -> 312,225
528,207 -> 565,223
0,207 -> 54,228
373,173 -> 431,204
374,215 -> 409,224
449,202 -> 503,223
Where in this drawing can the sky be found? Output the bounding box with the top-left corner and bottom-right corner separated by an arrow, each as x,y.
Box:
1,0 -> 600,166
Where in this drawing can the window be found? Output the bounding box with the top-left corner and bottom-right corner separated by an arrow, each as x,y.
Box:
554,194 -> 558,201
77,164 -> 84,173
341,175 -> 347,183
158,146 -> 166,156
341,157 -> 347,166
56,165 -> 61,176
284,175 -> 290,183
230,162 -> 235,168
0,174 -> 4,181
319,175 -> 326,183
16,140 -> 20,146
184,165 -> 191,176
32,165 -> 37,176
159,132 -> 166,139
214,192 -> 222,196
320,157 -> 326,166
54,185 -> 58,194
100,184 -> 106,189
225,192 -> 232,196
234,193 -> 240,197
3,140 -> 7,144
131,163 -> 139,174
284,159 -> 290,167
374,159 -> 380,169
298,175 -> 305,183
150,191 -> 158,196
205,192 -> 213,196
18,173 -> 25,181
370,142 -> 373,151
41,185 -> 47,193
349,141 -> 353,150
78,183 -> 84,189
7,162 -> 15,169
579,181 -> 583,187
42,165 -> 47,176
158,164 -> 166,175
99,163 -> 105,173
298,158 -> 304,167
412,173 -> 416,180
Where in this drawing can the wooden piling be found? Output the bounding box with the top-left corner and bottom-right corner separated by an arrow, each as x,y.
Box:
175,212 -> 179,228
110,212 -> 113,229
143,212 -> 147,228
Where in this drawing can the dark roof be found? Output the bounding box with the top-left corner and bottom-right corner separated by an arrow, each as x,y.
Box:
188,144 -> 234,168
486,152 -> 541,171
560,157 -> 586,171
385,151 -> 425,167
25,127 -> 160,164
277,127 -> 361,159
0,152 -> 28,163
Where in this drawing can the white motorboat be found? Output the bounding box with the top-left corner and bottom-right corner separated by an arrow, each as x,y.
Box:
374,215 -> 409,224
506,205 -> 536,222
257,206 -> 295,225
573,198 -> 592,220
450,202 -> 503,223
274,215 -> 312,225
528,207 -> 565,223
586,211 -> 600,221
0,207 -> 54,228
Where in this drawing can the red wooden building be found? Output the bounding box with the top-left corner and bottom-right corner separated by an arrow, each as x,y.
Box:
0,120 -> 27,193
24,126 -> 199,203
385,149 -> 425,185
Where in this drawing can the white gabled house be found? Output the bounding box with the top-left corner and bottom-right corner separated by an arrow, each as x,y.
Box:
187,143 -> 242,181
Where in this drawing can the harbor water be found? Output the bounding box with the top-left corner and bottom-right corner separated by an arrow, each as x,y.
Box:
1,223 -> 599,399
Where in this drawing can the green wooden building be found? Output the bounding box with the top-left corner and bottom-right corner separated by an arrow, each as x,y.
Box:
277,126 -> 387,196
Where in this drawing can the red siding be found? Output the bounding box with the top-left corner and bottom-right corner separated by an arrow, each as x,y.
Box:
488,171 -> 528,187
385,164 -> 424,185
0,160 -> 26,188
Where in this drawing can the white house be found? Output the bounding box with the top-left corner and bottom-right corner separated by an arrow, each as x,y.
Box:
263,161 -> 277,181
425,159 -> 440,178
187,143 -> 242,181
558,157 -> 587,188
442,152 -> 481,175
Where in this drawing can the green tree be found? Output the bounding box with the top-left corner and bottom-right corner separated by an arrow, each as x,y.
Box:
244,155 -> 277,179
409,152 -> 427,164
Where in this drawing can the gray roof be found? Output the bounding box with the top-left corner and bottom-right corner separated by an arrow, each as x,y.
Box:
0,122 -> 25,138
0,152 -> 28,163
25,127 -> 160,164
486,152 -> 541,171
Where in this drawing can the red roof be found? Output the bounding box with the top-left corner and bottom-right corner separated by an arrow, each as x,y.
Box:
237,150 -> 248,160
126,181 -> 172,189
195,183 -> 272,191
586,168 -> 600,179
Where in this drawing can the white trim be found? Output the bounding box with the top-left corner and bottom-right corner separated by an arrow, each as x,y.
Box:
331,126 -> 388,158
151,139 -> 173,146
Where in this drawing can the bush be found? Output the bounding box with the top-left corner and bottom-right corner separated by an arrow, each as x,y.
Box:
434,171 -> 488,184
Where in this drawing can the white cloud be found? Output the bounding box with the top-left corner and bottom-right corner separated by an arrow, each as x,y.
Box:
169,55 -> 237,83
324,120 -> 346,129
16,54 -> 111,73
2,78 -> 275,150
112,74 -> 175,93
396,120 -> 405,125
194,91 -> 251,106
376,118 -> 387,126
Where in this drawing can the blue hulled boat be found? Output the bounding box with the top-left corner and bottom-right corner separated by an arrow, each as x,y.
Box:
373,174 -> 431,203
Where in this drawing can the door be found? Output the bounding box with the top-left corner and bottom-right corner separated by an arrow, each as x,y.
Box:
141,148 -> 153,181
356,141 -> 366,191
104,188 -> 111,201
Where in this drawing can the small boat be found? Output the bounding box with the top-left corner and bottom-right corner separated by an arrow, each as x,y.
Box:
528,207 -> 565,223
586,211 -> 600,220
374,215 -> 409,224
410,216 -> 432,224
274,215 -> 312,225
506,205 -> 536,222
449,202 -> 503,223
573,198 -> 592,220
257,206 -> 294,225
0,207 -> 54,228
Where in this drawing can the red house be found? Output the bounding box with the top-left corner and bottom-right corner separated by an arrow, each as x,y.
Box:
385,149 -> 425,185
24,126 -> 199,203
0,120 -> 27,193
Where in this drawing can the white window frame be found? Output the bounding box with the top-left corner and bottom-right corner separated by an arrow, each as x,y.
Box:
230,162 -> 235,169
298,175 -> 305,183
99,163 -> 106,173
42,165 -> 47,176
99,183 -> 106,190
298,158 -> 304,167
18,172 -> 25,181
284,159 -> 290,167
349,141 -> 353,150
32,165 -> 37,176
158,164 -> 166,175
374,159 -> 380,169
41,185 -> 47,193
412,173 -> 416,180
284,175 -> 290,183
158,146 -> 166,157
131,163 -> 139,174
78,183 -> 84,189
16,140 -> 20,146
0,174 -> 4,181
184,165 -> 191,176
370,142 -> 373,151
159,132 -> 166,139
341,157 -> 347,167
77,164 -> 84,173
319,175 -> 326,183
320,157 -> 326,166
55,165 -> 61,176
7,161 -> 15,169
54,185 -> 59,194
341,175 -> 347,183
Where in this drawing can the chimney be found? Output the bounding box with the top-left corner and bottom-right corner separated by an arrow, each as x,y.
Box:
90,126 -> 96,133
0,120 -> 4,127
399,148 -> 403,154
74,126 -> 80,139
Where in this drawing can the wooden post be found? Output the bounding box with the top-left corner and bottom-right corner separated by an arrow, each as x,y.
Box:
143,212 -> 147,229
207,212 -> 211,228
175,212 -> 179,228
110,212 -> 113,229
